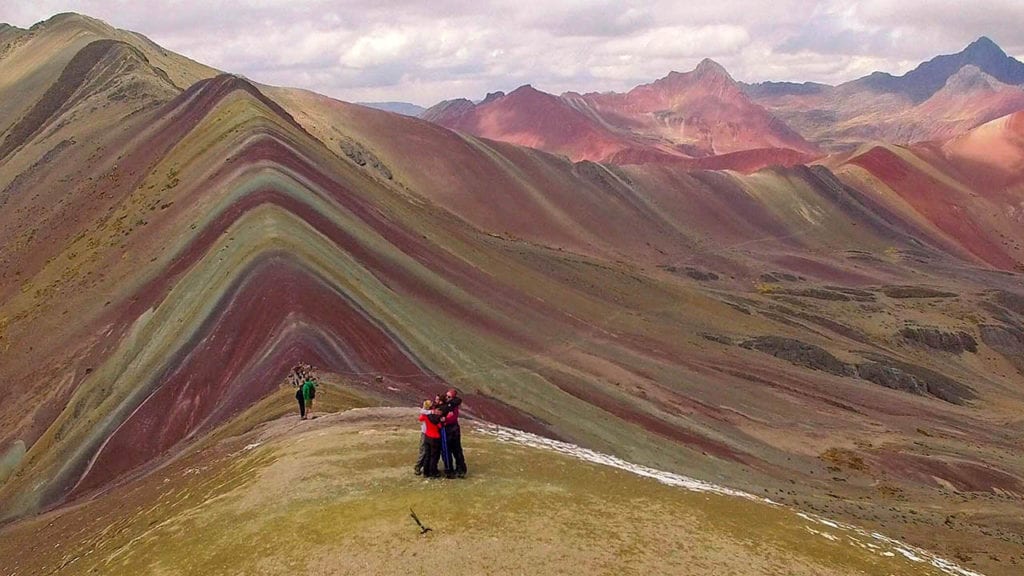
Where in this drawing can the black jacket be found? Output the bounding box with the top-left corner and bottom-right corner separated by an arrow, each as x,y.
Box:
438,396 -> 462,416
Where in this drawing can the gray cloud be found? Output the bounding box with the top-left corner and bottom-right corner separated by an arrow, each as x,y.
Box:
777,4 -> 899,57
1,0 -> 1022,105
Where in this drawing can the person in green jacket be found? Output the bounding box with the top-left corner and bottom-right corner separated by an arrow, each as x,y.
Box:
301,376 -> 317,419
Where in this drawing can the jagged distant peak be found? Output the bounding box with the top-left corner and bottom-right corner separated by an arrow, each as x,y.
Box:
918,35 -> 1021,80
693,57 -> 731,77
509,83 -> 542,95
439,97 -> 475,106
653,58 -> 736,88
500,83 -> 561,104
844,34 -> 1024,103
480,90 -> 505,104
963,36 -> 1007,59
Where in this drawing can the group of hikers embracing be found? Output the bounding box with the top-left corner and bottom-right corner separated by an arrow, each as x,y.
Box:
416,389 -> 467,479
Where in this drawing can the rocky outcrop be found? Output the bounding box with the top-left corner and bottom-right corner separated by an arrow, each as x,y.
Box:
782,288 -> 851,301
338,137 -> 392,180
760,272 -> 802,283
980,324 -> 1024,373
661,265 -> 719,281
740,336 -> 975,404
824,286 -> 876,300
993,290 -> 1024,317
899,327 -> 978,353
858,363 -> 945,401
880,285 -> 958,299
740,336 -> 855,377
980,324 -> 1024,355
857,355 -> 976,405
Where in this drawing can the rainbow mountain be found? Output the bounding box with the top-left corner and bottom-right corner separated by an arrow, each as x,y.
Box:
1,13 -> 1024,576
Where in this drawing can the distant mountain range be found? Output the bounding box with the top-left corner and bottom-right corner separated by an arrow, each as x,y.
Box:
412,37 -> 1024,162
421,59 -> 817,166
746,36 -> 1024,149
841,37 -> 1024,102
357,101 -> 426,117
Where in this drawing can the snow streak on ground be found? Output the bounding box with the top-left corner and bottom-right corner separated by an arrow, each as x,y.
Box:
477,423 -> 985,576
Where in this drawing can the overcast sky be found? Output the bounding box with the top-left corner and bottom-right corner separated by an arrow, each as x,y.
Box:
2,1 -> 1023,106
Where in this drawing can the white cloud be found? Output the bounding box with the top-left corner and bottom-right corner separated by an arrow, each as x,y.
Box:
601,25 -> 750,60
1,0 -> 1021,105
341,28 -> 412,69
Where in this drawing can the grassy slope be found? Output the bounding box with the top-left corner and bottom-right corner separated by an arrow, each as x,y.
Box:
0,405 -> 959,576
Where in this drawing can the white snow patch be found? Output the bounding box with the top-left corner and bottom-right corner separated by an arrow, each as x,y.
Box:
818,518 -> 840,529
805,526 -> 840,541
477,424 -> 986,576
896,547 -> 925,562
477,423 -> 770,502
243,442 -> 262,451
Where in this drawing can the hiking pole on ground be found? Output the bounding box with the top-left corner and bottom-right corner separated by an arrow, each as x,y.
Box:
410,508 -> 432,535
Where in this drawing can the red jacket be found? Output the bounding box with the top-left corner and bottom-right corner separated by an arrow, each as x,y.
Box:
419,413 -> 441,439
440,397 -> 462,432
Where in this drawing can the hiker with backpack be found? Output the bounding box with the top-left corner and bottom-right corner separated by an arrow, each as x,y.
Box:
301,371 -> 318,419
290,364 -> 318,420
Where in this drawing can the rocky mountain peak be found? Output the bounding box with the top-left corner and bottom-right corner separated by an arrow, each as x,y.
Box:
693,58 -> 731,79
962,36 -> 1008,62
